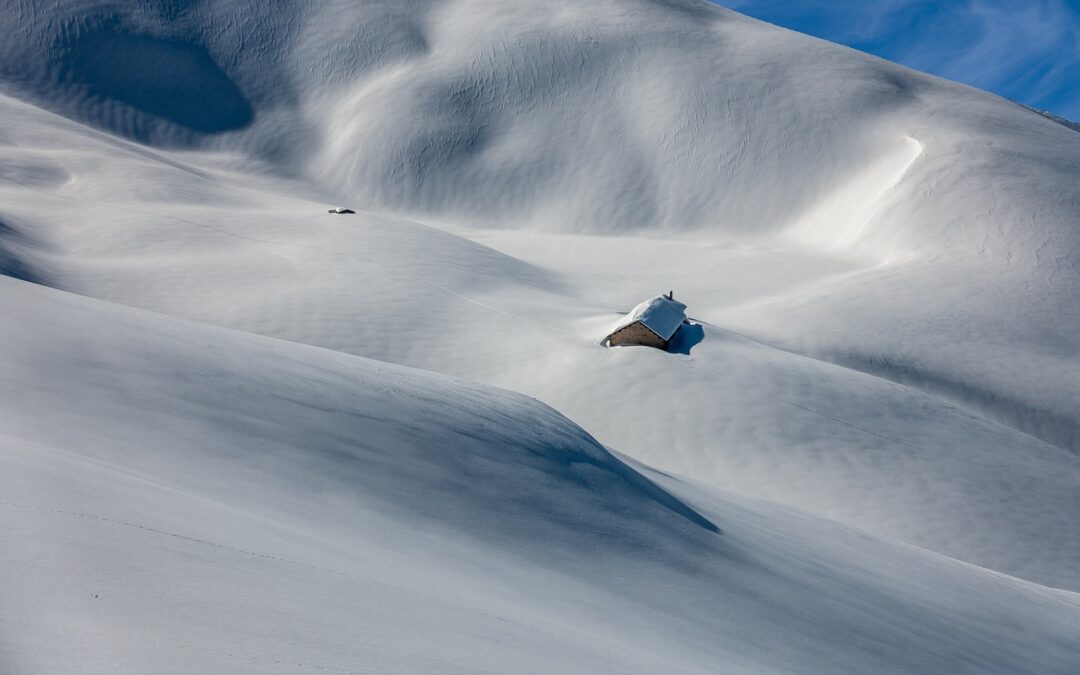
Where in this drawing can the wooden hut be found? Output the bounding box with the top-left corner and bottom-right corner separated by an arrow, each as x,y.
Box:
603,293 -> 687,350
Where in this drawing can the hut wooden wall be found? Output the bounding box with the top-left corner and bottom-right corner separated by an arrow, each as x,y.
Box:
606,322 -> 668,349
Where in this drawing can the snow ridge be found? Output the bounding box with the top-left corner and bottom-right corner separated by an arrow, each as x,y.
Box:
2,1 -> 1080,672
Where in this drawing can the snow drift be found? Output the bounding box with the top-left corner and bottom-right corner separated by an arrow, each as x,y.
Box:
2,0 -> 1080,670
3,277 -> 1080,674
0,0 -> 1078,588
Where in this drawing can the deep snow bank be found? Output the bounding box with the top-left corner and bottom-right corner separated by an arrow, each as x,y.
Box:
0,276 -> 715,553
3,276 -> 1080,674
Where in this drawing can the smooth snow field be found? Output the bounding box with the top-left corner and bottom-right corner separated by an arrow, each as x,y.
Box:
2,1 -> 1080,673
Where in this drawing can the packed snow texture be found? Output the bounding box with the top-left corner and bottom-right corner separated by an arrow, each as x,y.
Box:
2,0 -> 1080,672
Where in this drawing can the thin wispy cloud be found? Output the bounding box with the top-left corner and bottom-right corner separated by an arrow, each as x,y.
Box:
715,0 -> 1080,120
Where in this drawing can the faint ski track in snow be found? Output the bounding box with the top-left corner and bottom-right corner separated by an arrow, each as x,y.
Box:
0,500 -> 352,579
433,284 -> 599,344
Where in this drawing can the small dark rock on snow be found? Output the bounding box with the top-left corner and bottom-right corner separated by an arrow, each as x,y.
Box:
328,207 -> 355,214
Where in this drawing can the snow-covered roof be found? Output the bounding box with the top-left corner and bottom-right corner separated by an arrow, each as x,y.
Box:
608,295 -> 687,341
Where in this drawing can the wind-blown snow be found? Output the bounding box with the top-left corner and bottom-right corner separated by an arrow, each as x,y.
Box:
1,0 -> 1079,671
3,277 -> 1080,674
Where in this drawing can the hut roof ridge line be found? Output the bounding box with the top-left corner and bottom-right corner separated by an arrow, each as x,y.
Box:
608,295 -> 687,342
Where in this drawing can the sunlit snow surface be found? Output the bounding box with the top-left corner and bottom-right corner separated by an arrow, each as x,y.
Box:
2,1 -> 1079,673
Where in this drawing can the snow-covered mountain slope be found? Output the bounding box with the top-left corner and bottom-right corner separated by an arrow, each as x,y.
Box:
2,0 -> 1080,669
3,277 -> 1080,675
2,30 -> 1078,593
3,0 -> 1077,256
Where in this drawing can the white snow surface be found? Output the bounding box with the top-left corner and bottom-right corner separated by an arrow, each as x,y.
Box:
2,0 -> 1080,672
3,277 -> 1079,674
607,294 -> 688,342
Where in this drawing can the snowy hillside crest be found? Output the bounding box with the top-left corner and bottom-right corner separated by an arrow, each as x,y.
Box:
2,1 -> 1080,673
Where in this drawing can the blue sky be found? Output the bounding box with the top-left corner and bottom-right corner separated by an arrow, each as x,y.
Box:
712,0 -> 1080,121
